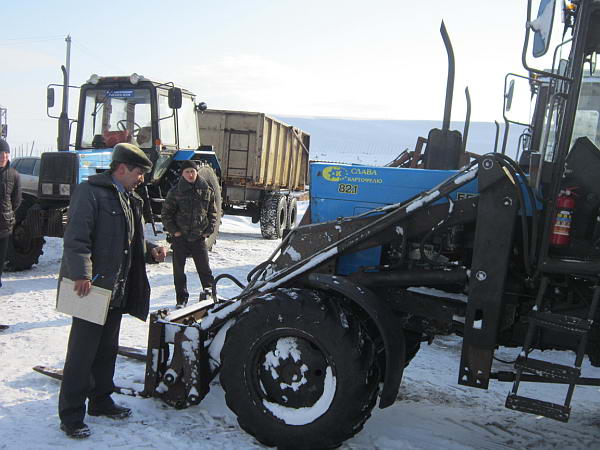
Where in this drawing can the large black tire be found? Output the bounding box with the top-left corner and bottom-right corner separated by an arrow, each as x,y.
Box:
403,330 -> 422,367
260,193 -> 287,240
220,289 -> 379,449
286,197 -> 298,231
5,198 -> 45,271
196,165 -> 222,251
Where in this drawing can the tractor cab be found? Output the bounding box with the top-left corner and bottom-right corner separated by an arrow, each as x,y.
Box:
74,74 -> 203,184
41,73 -> 218,238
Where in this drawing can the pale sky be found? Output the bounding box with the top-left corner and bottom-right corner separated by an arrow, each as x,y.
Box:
1,0 -> 560,150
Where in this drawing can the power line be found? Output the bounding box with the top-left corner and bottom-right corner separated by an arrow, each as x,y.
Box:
0,34 -> 65,42
71,40 -> 123,73
0,36 -> 64,47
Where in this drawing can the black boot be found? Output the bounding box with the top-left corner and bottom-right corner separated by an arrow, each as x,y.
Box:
88,403 -> 132,420
175,298 -> 188,309
0,325 -> 8,332
60,422 -> 91,439
199,286 -> 214,302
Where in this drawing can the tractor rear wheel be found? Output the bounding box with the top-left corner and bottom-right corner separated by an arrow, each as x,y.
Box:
220,288 -> 379,449
196,165 -> 222,251
260,193 -> 287,240
5,198 -> 45,271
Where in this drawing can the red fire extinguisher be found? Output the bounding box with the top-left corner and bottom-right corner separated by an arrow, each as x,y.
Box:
550,188 -> 577,247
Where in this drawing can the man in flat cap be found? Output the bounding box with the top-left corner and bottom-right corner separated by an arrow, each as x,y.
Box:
58,143 -> 167,439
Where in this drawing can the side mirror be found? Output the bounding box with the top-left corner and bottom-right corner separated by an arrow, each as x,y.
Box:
531,0 -> 556,58
505,79 -> 515,111
47,87 -> 55,108
168,87 -> 182,110
196,101 -> 208,112
503,74 -> 532,126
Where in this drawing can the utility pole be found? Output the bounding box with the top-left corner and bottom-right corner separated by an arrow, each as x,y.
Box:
57,35 -> 71,151
0,104 -> 7,139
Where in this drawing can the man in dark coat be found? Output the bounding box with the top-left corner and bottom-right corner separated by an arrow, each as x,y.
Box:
0,138 -> 21,290
161,160 -> 217,307
58,143 -> 167,439
0,139 -> 20,332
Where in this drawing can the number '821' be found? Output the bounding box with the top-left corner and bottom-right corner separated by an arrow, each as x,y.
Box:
338,183 -> 358,194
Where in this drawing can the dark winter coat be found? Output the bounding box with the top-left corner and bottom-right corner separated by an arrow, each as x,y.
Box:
161,176 -> 217,241
59,171 -> 156,321
0,162 -> 21,238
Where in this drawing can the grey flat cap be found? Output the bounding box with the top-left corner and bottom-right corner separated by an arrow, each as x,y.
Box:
112,143 -> 152,172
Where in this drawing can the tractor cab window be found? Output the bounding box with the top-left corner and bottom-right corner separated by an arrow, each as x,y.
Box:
81,88 -> 152,149
178,96 -> 199,149
158,94 -> 176,147
570,68 -> 600,151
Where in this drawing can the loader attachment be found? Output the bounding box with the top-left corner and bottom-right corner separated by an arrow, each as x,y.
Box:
143,303 -> 213,409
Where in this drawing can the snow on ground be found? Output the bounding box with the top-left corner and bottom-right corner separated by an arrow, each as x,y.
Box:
1,202 -> 600,449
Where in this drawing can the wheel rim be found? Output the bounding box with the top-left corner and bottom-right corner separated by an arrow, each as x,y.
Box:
278,205 -> 286,229
289,204 -> 297,226
249,329 -> 336,425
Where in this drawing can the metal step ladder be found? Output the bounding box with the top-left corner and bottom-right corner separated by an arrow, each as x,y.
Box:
142,185 -> 164,236
505,277 -> 600,421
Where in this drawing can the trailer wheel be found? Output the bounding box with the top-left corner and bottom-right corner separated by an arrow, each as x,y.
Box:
5,198 -> 45,271
220,288 -> 379,449
196,165 -> 222,251
286,197 -> 298,231
260,193 -> 287,239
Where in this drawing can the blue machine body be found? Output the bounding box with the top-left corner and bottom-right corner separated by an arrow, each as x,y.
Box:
72,148 -> 222,184
73,150 -> 112,183
173,148 -> 221,175
310,162 -> 478,275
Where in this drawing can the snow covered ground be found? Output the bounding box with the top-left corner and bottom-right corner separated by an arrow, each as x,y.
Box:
1,203 -> 600,449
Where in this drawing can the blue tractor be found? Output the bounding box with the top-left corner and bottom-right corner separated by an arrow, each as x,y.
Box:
132,1 -> 600,448
26,1 -> 600,448
6,73 -> 221,270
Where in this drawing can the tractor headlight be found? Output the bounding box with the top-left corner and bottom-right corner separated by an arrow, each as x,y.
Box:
42,183 -> 53,195
130,73 -> 141,85
59,184 -> 70,196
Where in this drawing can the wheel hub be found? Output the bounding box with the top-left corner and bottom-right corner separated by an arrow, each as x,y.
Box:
257,335 -> 328,409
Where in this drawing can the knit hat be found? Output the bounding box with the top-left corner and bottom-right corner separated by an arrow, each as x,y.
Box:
181,160 -> 198,171
0,139 -> 9,154
112,143 -> 152,172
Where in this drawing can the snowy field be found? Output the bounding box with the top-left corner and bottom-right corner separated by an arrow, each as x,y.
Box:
1,203 -> 600,449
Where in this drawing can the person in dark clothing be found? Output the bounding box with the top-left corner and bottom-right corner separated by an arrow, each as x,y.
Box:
0,138 -> 21,290
161,160 -> 217,308
58,143 -> 167,439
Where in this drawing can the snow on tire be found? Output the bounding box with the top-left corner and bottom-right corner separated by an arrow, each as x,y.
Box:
220,288 -> 379,449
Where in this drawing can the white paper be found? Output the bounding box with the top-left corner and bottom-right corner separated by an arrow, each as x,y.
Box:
56,278 -> 112,325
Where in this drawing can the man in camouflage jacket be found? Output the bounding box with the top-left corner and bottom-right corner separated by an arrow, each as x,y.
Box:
161,160 -> 217,307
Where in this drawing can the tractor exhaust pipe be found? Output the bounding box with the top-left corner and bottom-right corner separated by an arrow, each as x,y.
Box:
462,87 -> 471,155
422,21 -> 463,170
57,65 -> 70,151
441,21 -> 455,132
